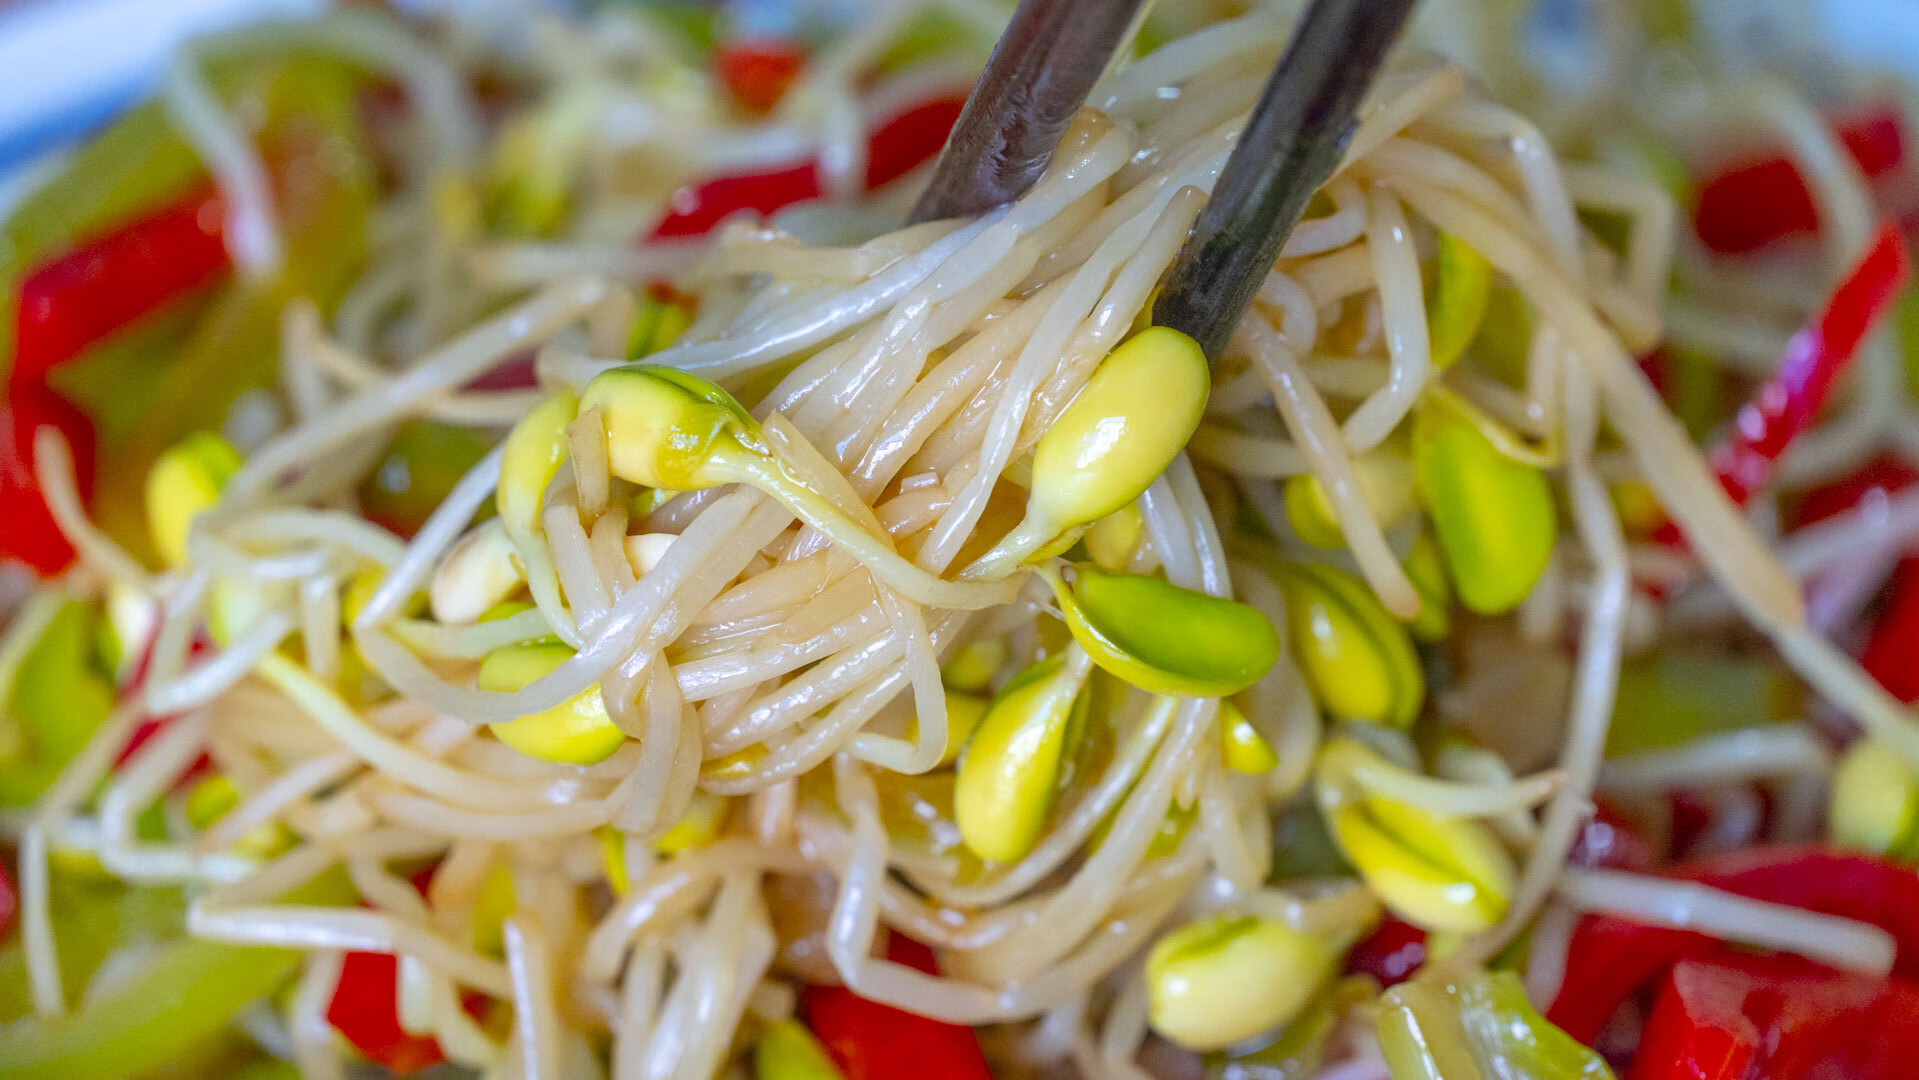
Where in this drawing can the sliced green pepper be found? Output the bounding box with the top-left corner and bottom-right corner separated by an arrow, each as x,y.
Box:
0,599 -> 114,807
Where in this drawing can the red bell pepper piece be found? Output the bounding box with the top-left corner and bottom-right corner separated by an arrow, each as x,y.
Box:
1631,955 -> 1919,1080
801,933 -> 993,1080
325,949 -> 447,1075
717,39 -> 807,115
1862,557 -> 1919,702
1695,105 -> 1907,254
650,95 -> 964,239
0,859 -> 17,944
1791,456 -> 1919,528
1569,800 -> 1660,872
325,864 -> 462,1074
11,187 -> 229,387
1342,917 -> 1427,987
0,384 -> 95,574
1548,846 -> 1919,1044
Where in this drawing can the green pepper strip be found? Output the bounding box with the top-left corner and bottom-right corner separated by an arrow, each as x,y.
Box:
0,872 -> 353,1080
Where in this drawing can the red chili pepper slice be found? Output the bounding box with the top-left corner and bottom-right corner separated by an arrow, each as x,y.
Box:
649,95 -> 964,239
1710,224 -> 1909,505
1695,105 -> 1907,254
800,933 -> 993,1080
717,39 -> 807,115
0,383 -> 94,575
1548,846 -> 1919,1044
11,187 -> 229,387
325,949 -> 447,1075
1653,223 -> 1909,556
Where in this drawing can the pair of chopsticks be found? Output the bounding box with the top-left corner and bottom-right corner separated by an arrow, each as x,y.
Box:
912,0 -> 1419,361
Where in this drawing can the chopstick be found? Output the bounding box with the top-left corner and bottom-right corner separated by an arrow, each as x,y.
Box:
1153,0 -> 1420,361
908,0 -> 1147,224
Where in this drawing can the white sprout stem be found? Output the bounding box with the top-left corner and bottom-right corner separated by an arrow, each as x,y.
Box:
720,448 -> 1018,611
1558,868 -> 1897,978
163,46 -> 282,277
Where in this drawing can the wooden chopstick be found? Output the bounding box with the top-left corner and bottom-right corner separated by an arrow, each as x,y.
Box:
908,0 -> 1146,225
1152,0 -> 1420,361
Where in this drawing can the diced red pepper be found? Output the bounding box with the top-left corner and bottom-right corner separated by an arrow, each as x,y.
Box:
1631,955 -> 1919,1080
325,949 -> 447,1075
717,39 -> 807,115
1695,105 -> 1907,254
11,188 -> 229,387
1342,917 -> 1427,987
1549,846 -> 1919,1044
0,384 -> 94,575
801,933 -> 993,1080
649,95 -> 964,239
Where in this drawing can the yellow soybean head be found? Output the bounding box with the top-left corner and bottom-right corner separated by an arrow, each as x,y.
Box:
1401,532 -> 1452,642
342,567 -> 425,628
599,825 -> 632,895
1281,455 -> 1415,550
185,774 -> 241,829
488,83 -> 602,237
656,791 -> 731,854
478,643 -> 626,765
472,861 -> 516,957
1273,562 -> 1424,728
1145,913 -> 1342,1051
146,431 -> 242,567
101,581 -> 158,681
430,519 -> 526,625
207,578 -> 272,648
1426,232 -> 1493,371
1089,791 -> 1193,859
499,391 -> 580,538
623,532 -> 678,576
1414,394 -> 1556,616
704,744 -> 767,784
184,775 -> 295,858
629,291 -> 696,359
1317,758 -> 1515,932
1220,699 -> 1279,775
1830,739 -> 1919,862
755,1018 -> 847,1080
954,656 -> 1087,863
1610,480 -> 1665,537
578,365 -> 759,491
941,636 -> 1008,694
1029,327 -> 1209,533
1082,502 -> 1145,570
937,688 -> 992,767
1044,562 -> 1280,698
